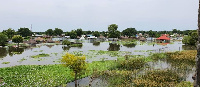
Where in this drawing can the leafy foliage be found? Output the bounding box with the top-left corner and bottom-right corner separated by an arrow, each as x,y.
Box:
2,28 -> 16,39
45,29 -> 54,36
133,70 -> 182,87
75,28 -> 83,37
17,28 -> 32,37
62,40 -> 71,46
108,24 -> 120,38
69,30 -> 77,39
0,33 -> 8,46
54,28 -> 63,36
182,30 -> 197,45
92,31 -> 100,37
122,28 -> 137,37
12,35 -> 23,46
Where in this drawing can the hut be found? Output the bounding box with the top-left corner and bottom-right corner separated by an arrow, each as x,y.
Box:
156,35 -> 170,43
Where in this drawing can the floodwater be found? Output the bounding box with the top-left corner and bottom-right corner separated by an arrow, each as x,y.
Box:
0,41 -> 188,68
0,40 -> 196,85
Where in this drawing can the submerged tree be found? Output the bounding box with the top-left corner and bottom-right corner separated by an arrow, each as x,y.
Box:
0,33 -> 8,46
108,24 -> 120,38
61,53 -> 87,87
12,35 -> 23,47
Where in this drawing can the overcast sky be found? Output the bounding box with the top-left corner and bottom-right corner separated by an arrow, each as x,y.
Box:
0,0 -> 198,32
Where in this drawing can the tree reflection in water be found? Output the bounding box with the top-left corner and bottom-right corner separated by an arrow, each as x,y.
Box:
0,47 -> 8,58
8,46 -> 25,56
62,46 -> 71,51
107,43 -> 120,51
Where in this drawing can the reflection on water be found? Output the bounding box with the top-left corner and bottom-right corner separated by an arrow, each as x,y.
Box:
93,42 -> 100,46
107,43 -> 120,51
62,46 -> 71,51
8,47 -> 25,56
46,45 -> 54,48
123,43 -> 136,48
0,47 -> 7,58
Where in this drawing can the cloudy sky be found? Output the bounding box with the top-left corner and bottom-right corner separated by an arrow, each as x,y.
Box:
0,0 -> 198,32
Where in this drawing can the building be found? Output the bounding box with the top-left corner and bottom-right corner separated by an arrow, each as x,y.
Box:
156,34 -> 170,43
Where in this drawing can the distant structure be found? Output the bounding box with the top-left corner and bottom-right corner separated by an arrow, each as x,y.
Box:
156,34 -> 170,43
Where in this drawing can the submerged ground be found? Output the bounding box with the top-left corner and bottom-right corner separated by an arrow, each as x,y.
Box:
0,40 -> 196,86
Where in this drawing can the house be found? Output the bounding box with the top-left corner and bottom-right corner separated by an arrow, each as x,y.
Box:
156,34 -> 170,43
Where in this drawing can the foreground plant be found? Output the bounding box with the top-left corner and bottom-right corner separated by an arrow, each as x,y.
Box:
61,53 -> 87,87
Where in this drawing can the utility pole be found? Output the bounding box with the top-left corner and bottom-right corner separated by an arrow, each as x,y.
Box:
195,0 -> 200,86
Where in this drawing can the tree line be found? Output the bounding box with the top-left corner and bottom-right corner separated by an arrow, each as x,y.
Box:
0,24 -> 197,46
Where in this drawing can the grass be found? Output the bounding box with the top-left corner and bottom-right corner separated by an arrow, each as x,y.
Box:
69,44 -> 83,47
1,62 -> 10,64
30,53 -> 50,58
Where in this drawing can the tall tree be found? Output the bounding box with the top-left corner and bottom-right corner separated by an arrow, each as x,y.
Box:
172,29 -> 178,34
196,0 -> 200,86
0,33 -> 8,46
54,28 -> 63,36
2,28 -> 16,39
17,28 -> 32,37
75,28 -> 83,37
12,35 -> 23,47
108,24 -> 120,38
70,30 -> 77,39
92,31 -> 100,37
45,29 -> 54,36
122,28 -> 137,37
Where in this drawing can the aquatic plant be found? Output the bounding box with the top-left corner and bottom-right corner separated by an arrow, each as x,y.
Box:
62,40 -> 71,46
133,70 -> 182,87
1,62 -> 10,64
30,53 -> 50,58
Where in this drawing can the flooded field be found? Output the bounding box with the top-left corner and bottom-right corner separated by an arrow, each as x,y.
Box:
0,41 -> 189,68
0,40 -> 196,86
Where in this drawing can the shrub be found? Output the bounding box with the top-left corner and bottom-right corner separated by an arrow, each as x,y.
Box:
62,40 -> 71,46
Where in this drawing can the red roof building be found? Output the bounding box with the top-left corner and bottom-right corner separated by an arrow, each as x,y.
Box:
156,34 -> 170,43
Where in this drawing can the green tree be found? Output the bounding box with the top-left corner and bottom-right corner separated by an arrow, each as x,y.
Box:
61,53 -> 87,87
75,28 -> 83,37
54,28 -> 63,36
45,29 -> 54,36
92,31 -> 100,37
17,28 -> 32,37
86,30 -> 92,34
182,31 -> 197,45
122,28 -> 137,37
172,29 -> 178,34
102,31 -> 108,38
2,28 -> 16,39
108,24 -> 120,38
12,35 -> 23,47
0,33 -> 8,46
70,30 -> 77,39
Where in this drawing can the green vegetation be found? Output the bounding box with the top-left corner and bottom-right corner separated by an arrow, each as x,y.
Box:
61,53 -> 87,87
0,50 -> 195,86
45,29 -> 54,36
62,40 -> 71,46
108,24 -> 120,38
2,62 -> 10,64
122,28 -> 137,37
133,70 -> 182,87
30,53 -> 50,58
12,35 -> 23,47
54,28 -> 63,36
17,28 -> 32,37
0,33 -> 8,46
70,43 -> 83,47
2,28 -> 16,39
182,30 -> 197,45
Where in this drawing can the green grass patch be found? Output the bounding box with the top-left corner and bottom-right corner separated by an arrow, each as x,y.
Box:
1,62 -> 10,64
30,53 -> 50,58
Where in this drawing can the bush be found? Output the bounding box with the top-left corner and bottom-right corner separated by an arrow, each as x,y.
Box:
62,40 -> 71,46
0,33 -> 8,46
